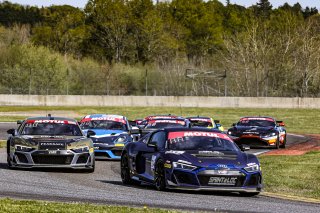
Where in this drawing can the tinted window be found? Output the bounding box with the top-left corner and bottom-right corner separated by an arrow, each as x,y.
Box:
80,120 -> 127,131
237,119 -> 275,127
150,131 -> 167,149
21,122 -> 83,136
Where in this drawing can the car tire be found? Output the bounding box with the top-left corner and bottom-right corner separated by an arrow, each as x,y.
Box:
121,153 -> 134,185
275,136 -> 280,149
154,159 -> 166,191
7,141 -> 13,169
280,135 -> 286,148
239,192 -> 260,197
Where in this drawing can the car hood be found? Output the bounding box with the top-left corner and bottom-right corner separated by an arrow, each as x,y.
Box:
165,150 -> 249,168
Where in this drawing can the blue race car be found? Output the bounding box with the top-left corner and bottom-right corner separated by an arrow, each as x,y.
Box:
121,128 -> 262,196
80,114 -> 139,160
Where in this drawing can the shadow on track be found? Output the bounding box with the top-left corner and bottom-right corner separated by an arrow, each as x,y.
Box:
96,179 -> 260,198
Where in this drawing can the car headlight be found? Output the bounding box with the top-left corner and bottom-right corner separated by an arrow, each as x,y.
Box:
262,132 -> 276,138
72,146 -> 89,153
115,135 -> 130,143
15,145 -> 34,152
172,162 -> 197,171
244,163 -> 260,172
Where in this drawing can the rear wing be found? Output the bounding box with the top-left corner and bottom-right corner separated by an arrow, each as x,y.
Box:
276,121 -> 285,126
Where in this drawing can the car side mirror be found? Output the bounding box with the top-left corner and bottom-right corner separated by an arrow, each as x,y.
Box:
276,121 -> 285,126
7,129 -> 16,136
17,120 -> 24,125
232,123 -> 236,127
129,126 -> 140,134
147,141 -> 158,150
87,130 -> 96,138
239,144 -> 250,152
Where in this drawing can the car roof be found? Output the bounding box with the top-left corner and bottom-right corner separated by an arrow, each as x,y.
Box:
240,116 -> 275,121
186,116 -> 211,120
25,116 -> 77,122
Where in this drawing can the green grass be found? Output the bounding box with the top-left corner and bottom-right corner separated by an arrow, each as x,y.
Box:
0,198 -> 177,213
259,151 -> 320,199
0,106 -> 319,133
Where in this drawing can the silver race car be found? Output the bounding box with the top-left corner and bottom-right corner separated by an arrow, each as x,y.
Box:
7,115 -> 95,172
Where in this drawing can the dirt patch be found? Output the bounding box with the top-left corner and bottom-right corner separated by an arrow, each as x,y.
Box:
263,134 -> 320,156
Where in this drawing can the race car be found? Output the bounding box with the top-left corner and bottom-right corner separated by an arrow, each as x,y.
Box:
6,115 -> 95,172
187,116 -> 224,131
121,128 -> 262,196
227,116 -> 286,149
138,116 -> 190,137
79,114 -> 139,160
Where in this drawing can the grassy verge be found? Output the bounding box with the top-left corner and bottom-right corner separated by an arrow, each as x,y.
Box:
0,198 -> 176,213
0,106 -> 320,134
259,151 -> 320,200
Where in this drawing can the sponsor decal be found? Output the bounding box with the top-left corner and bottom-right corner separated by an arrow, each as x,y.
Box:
165,150 -> 185,155
27,120 -> 76,125
115,143 -> 125,147
80,116 -> 126,124
168,131 -> 232,141
151,155 -> 157,170
145,116 -> 177,120
189,118 -> 211,122
164,163 -> 172,168
148,120 -> 185,125
208,177 -> 237,185
240,117 -> 274,122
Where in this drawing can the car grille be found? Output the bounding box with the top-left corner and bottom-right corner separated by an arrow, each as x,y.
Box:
173,170 -> 198,185
38,141 -> 66,150
246,173 -> 261,186
197,175 -> 245,187
16,152 -> 28,163
32,155 -> 73,165
76,153 -> 90,164
111,150 -> 122,156
95,152 -> 110,157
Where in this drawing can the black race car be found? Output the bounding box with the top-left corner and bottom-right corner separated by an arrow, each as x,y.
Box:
7,115 -> 95,172
121,128 -> 262,195
227,116 -> 286,148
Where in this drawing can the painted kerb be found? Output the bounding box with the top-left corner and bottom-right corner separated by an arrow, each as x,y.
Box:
0,95 -> 319,108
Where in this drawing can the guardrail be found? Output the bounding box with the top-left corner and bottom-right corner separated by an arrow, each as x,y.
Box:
0,95 -> 319,108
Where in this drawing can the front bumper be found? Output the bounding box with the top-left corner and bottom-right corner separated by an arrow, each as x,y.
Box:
166,168 -> 262,193
9,149 -> 94,169
94,145 -> 123,159
230,135 -> 278,147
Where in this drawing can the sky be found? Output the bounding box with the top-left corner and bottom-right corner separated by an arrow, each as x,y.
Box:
5,0 -> 320,9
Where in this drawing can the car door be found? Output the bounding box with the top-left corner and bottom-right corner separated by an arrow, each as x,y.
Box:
143,131 -> 166,180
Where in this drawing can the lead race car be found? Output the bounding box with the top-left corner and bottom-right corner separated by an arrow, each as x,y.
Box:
6,115 -> 95,172
121,128 -> 262,196
79,114 -> 139,160
227,116 -> 286,149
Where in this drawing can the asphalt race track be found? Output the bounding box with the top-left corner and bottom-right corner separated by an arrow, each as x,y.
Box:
0,123 -> 319,212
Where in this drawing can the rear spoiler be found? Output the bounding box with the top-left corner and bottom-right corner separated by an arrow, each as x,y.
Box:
214,120 -> 220,123
276,121 -> 285,126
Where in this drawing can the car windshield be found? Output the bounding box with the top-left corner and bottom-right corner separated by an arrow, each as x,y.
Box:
168,131 -> 239,152
21,122 -> 83,136
237,119 -> 275,127
80,120 -> 127,131
145,120 -> 186,129
190,121 -> 213,128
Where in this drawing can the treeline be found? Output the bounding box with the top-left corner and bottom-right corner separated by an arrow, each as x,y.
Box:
0,0 -> 319,97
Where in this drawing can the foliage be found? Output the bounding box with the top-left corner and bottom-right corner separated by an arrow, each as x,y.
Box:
0,0 -> 320,97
